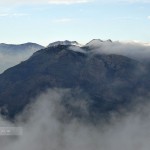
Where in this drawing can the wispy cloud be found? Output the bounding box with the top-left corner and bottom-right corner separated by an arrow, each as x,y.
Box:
104,0 -> 150,3
48,0 -> 93,4
124,0 -> 150,3
0,13 -> 29,17
0,0 -> 93,6
93,0 -> 150,4
148,16 -> 150,20
116,0 -> 150,3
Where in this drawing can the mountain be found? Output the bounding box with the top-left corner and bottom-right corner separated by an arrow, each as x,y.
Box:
0,42 -> 44,54
85,39 -> 112,49
47,40 -> 81,47
0,41 -> 149,122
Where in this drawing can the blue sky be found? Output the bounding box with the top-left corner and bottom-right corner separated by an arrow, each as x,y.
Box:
0,0 -> 150,46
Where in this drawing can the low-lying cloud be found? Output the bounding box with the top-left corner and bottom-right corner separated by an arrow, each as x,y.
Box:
0,88 -> 150,150
0,50 -> 36,74
85,41 -> 150,62
1,40 -> 150,149
0,43 -> 43,73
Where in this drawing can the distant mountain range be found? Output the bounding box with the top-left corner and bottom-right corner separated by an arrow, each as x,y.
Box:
0,40 -> 150,122
0,42 -> 44,74
0,42 -> 44,54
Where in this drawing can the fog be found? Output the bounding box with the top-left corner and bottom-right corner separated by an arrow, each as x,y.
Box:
1,41 -> 150,149
88,41 -> 150,62
0,89 -> 150,150
0,53 -> 28,74
0,50 -> 38,74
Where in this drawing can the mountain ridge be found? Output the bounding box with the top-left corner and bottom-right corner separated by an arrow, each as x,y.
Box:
0,43 -> 149,122
47,40 -> 81,47
0,42 -> 44,53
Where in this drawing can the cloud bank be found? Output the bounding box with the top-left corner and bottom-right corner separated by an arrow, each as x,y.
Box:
0,49 -> 38,74
0,89 -> 150,150
85,41 -> 150,62
0,53 -> 29,74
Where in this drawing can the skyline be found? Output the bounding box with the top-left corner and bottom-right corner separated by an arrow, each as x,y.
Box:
0,0 -> 150,46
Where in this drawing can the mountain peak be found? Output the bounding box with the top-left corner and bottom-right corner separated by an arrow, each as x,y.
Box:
47,40 -> 80,47
85,39 -> 112,48
85,39 -> 103,46
106,39 -> 112,42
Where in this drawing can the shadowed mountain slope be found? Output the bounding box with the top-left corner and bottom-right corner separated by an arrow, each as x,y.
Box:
0,44 -> 149,121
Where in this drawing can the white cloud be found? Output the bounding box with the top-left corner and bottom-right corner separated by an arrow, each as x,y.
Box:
47,0 -> 150,5
0,0 -> 93,6
86,40 -> 150,62
1,89 -> 150,150
124,0 -> 150,3
0,13 -> 29,17
109,0 -> 150,3
148,16 -> 150,20
48,0 -> 92,4
12,13 -> 29,16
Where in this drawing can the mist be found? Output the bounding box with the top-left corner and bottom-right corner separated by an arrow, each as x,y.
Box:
85,41 -> 150,62
0,45 -> 40,74
1,41 -> 150,149
0,52 -> 29,74
0,88 -> 150,150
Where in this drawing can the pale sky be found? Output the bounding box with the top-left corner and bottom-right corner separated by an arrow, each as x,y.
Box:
0,0 -> 150,46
